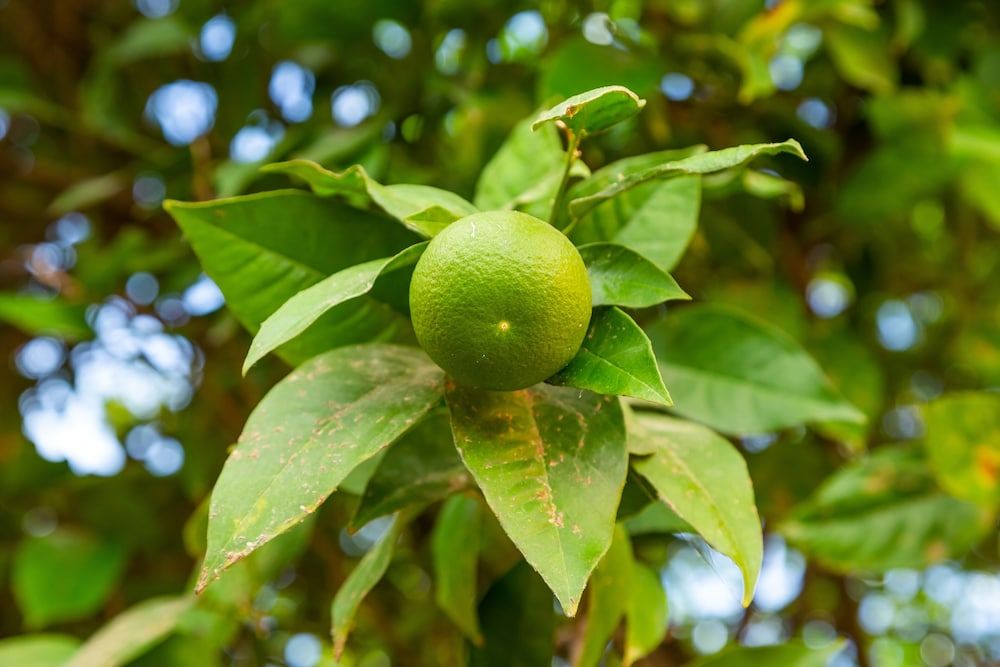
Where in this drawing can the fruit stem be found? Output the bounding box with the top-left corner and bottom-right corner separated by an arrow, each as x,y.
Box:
549,127 -> 581,228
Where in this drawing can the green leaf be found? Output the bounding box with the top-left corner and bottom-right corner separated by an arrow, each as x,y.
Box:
569,140 -> 807,221
574,525 -> 631,667
825,24 -> 896,95
474,115 -> 565,211
629,413 -> 762,606
567,148 -> 706,272
0,635 -> 80,667
165,191 -> 418,366
65,596 -> 192,667
532,85 -> 646,137
550,307 -> 672,406
538,38 -> 661,102
782,447 -> 992,572
924,392 -> 1000,506
470,562 -> 554,667
261,160 -> 478,237
331,514 -> 405,658
243,242 -> 427,373
0,293 -> 90,339
446,383 -> 628,615
432,494 -> 484,643
197,344 -> 444,592
353,411 -> 467,528
578,243 -> 689,308
624,563 -> 668,666
13,531 -> 127,628
646,305 -> 866,434
686,642 -> 844,667
623,501 -> 690,536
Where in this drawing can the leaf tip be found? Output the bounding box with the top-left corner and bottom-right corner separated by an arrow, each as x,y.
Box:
786,138 -> 808,161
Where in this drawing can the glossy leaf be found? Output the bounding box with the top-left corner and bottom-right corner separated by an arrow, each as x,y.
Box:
262,160 -> 478,237
0,293 -> 90,339
13,531 -> 126,628
0,635 -> 80,667
550,307 -> 672,406
474,115 -> 565,211
533,85 -> 646,136
243,242 -> 427,373
470,562 -> 554,667
782,447 -> 991,572
331,514 -> 404,657
353,411 -> 467,528
65,596 -> 192,667
568,140 -> 807,220
647,305 -> 865,434
165,191 -> 417,366
578,243 -> 689,308
446,382 -> 628,615
687,642 -> 843,667
574,526 -> 631,667
197,344 -> 444,592
624,563 -> 668,666
630,413 -> 762,605
432,494 -> 484,643
923,392 -> 1000,506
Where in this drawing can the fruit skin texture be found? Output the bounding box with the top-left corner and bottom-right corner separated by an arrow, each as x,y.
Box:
409,210 -> 592,391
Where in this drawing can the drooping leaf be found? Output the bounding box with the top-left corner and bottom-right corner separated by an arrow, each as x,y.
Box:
432,494 -> 484,643
197,344 -> 444,592
646,305 -> 865,434
65,596 -> 192,667
331,514 -> 405,657
624,563 -> 668,667
578,243 -> 689,308
629,413 -> 762,605
243,242 -> 427,373
550,307 -> 672,406
446,382 -> 628,615
165,191 -> 418,366
686,641 -> 844,667
568,140 -> 807,220
470,562 -> 554,667
474,115 -> 565,211
532,85 -> 646,137
923,392 -> 1000,506
574,525 -> 632,667
261,160 -> 478,237
567,148 -> 706,271
0,293 -> 90,339
13,531 -> 127,628
353,411 -> 467,528
0,635 -> 80,667
782,447 -> 992,572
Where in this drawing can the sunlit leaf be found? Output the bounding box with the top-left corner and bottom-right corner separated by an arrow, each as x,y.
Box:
624,563 -> 668,666
578,243 -> 689,308
474,115 -> 565,211
470,562 -> 554,667
569,140 -> 807,220
646,305 -> 865,434
550,307 -> 672,406
65,596 -> 192,667
0,635 -> 80,667
432,494 -> 484,643
0,293 -> 90,340
332,514 -> 405,658
923,392 -> 1000,506
243,242 -> 427,373
532,85 -> 646,137
353,411 -> 467,528
446,382 -> 628,615
782,447 -> 992,572
197,344 -> 444,592
262,160 -> 477,237
629,413 -> 762,605
165,191 -> 418,366
574,525 -> 631,667
13,531 -> 127,628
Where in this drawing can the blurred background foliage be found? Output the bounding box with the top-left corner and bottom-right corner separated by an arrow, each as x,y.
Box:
0,0 -> 998,666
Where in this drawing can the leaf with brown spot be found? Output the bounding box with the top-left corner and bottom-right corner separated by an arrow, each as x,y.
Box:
197,344 -> 444,593
924,392 -> 1000,506
446,382 -> 628,616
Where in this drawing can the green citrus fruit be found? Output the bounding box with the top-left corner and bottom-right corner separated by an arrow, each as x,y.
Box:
409,210 -> 592,391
